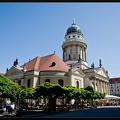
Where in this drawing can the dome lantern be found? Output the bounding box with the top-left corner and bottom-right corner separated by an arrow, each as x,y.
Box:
66,18 -> 83,36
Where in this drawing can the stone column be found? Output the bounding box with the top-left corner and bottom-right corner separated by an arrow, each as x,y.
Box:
99,80 -> 102,92
107,83 -> 110,95
63,50 -> 64,61
106,82 -> 108,94
21,79 -> 24,85
96,79 -> 98,91
80,47 -> 82,59
85,48 -> 87,61
83,48 -> 85,61
94,79 -> 96,91
102,81 -> 104,93
82,47 -> 84,61
97,79 -> 99,92
66,47 -> 68,60
101,81 -> 104,93
105,82 -> 107,94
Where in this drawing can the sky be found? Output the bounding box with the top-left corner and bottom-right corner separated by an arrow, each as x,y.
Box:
0,2 -> 120,78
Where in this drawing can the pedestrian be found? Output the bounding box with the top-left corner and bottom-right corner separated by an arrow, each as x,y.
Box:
1,100 -> 5,109
25,102 -> 28,111
9,102 -> 15,115
6,98 -> 11,112
74,99 -> 79,112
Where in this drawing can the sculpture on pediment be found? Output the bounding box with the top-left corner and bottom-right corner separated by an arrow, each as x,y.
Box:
13,58 -> 19,66
91,62 -> 94,68
99,59 -> 102,68
6,68 -> 9,72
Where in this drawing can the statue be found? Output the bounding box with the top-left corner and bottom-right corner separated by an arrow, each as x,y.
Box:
15,58 -> 18,65
91,62 -> 94,68
99,59 -> 102,68
6,68 -> 9,72
13,58 -> 19,66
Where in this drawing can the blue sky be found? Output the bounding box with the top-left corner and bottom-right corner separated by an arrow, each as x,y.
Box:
0,2 -> 120,78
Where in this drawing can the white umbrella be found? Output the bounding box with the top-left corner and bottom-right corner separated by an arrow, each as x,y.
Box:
105,95 -> 120,99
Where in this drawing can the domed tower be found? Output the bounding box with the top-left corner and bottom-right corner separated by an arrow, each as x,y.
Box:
62,19 -> 88,70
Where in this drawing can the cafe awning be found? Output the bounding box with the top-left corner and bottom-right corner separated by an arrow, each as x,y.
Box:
105,95 -> 120,99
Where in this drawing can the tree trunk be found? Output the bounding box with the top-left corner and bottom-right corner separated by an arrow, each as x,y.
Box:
48,97 -> 56,113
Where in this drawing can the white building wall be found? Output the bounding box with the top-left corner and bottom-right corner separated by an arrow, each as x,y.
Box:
110,82 -> 120,96
40,76 -> 69,86
32,77 -> 39,88
71,74 -> 84,88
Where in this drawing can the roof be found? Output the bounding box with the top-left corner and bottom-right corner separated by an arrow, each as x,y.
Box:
21,53 -> 70,72
66,20 -> 83,36
109,77 -> 120,83
0,73 -> 4,76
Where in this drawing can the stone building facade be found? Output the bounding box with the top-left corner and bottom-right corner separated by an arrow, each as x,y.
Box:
5,19 -> 110,95
109,78 -> 120,96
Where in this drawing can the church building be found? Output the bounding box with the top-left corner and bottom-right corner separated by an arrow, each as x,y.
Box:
5,19 -> 110,95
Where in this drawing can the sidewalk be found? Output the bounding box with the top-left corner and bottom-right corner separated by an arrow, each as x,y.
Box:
0,106 -> 102,118
0,108 -> 80,118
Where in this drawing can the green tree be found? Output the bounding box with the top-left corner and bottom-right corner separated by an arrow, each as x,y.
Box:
34,82 -> 66,112
20,84 -> 35,99
0,75 -> 20,101
63,85 -> 76,104
83,85 -> 106,107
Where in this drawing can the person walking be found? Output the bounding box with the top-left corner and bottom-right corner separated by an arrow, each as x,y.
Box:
6,99 -> 11,112
74,99 -> 79,112
10,102 -> 15,115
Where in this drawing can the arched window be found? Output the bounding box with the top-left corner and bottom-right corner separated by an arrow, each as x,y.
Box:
76,81 -> 79,88
18,80 -> 21,85
58,79 -> 63,87
27,79 -> 31,88
45,79 -> 50,83
69,55 -> 71,60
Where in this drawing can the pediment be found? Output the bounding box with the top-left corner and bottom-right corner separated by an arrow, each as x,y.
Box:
73,69 -> 85,77
5,66 -> 23,76
96,67 -> 109,79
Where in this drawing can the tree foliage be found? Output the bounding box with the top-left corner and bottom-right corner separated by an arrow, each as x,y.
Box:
0,75 -> 20,99
34,82 -> 66,99
20,84 -> 35,99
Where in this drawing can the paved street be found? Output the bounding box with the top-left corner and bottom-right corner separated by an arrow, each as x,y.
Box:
33,106 -> 120,118
1,106 -> 120,118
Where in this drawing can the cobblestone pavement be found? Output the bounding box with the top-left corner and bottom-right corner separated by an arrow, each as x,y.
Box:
0,106 -> 115,118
